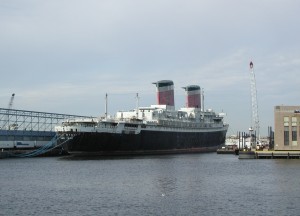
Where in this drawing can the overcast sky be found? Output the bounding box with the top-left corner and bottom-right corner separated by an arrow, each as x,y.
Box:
1,0 -> 300,136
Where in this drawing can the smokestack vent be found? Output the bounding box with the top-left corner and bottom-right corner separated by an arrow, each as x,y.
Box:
153,80 -> 175,107
183,85 -> 201,108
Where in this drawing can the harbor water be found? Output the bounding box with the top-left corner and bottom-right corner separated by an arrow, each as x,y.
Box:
1,153 -> 300,216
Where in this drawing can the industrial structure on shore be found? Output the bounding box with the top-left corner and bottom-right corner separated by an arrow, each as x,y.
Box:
0,107 -> 93,156
274,105 -> 300,150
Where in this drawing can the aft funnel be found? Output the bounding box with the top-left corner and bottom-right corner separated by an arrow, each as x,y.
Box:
183,85 -> 201,108
152,80 -> 175,108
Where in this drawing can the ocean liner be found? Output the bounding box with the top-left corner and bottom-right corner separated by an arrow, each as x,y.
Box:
55,80 -> 228,155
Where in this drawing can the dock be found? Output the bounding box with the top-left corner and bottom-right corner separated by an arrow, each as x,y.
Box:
239,150 -> 300,159
0,107 -> 94,159
255,151 -> 300,159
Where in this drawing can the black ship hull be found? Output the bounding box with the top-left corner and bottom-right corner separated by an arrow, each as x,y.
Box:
66,128 -> 227,156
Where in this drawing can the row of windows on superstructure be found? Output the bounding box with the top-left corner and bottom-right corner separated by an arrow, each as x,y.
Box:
283,116 -> 298,146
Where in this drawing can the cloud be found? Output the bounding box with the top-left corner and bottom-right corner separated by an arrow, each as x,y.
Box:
1,0 -> 300,135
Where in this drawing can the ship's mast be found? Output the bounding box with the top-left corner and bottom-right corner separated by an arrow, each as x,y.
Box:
135,93 -> 139,118
105,93 -> 108,120
201,88 -> 204,112
249,61 -> 260,145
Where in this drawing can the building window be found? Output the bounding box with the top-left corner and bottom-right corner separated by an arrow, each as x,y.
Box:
292,126 -> 298,146
284,126 -> 289,146
284,117 -> 289,126
292,126 -> 297,141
